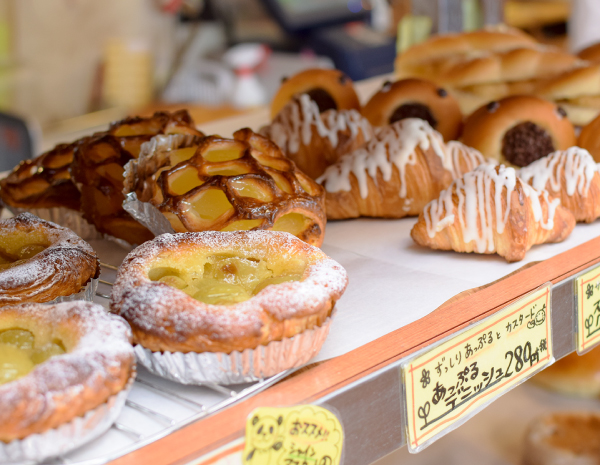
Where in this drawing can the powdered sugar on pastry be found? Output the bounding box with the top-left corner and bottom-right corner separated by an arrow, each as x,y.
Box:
519,147 -> 598,198
318,118 -> 450,198
424,164 -> 560,253
268,94 -> 373,154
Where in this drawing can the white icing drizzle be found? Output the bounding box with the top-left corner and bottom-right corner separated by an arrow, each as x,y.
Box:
317,118 -> 449,199
424,164 -> 560,253
446,141 -> 486,179
518,147 -> 597,198
269,94 -> 373,154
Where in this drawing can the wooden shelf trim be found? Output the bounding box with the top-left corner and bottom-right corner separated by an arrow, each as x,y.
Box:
111,236 -> 600,465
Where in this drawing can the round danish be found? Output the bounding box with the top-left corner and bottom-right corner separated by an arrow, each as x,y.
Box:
0,301 -> 134,443
361,78 -> 463,141
271,68 -> 360,119
124,128 -> 326,247
0,142 -> 81,211
0,213 -> 99,306
578,113 -> 600,163
110,231 -> 348,354
523,412 -> 600,465
531,349 -> 600,398
70,110 -> 204,245
460,95 -> 576,167
261,94 -> 374,179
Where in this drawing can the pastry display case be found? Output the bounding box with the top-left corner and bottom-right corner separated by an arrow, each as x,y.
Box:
3,73 -> 597,465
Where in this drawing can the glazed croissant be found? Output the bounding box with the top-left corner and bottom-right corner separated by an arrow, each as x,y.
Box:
316,118 -> 486,220
519,147 -> 600,223
261,94 -> 374,179
411,164 -> 576,262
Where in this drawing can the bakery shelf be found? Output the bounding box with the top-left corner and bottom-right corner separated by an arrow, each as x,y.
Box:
23,75 -> 600,465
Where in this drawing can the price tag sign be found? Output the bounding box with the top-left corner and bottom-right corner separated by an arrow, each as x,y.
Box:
242,405 -> 343,465
402,284 -> 553,452
576,265 -> 600,354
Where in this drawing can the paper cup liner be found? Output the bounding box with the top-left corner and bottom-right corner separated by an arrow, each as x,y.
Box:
0,373 -> 135,463
4,205 -> 103,241
46,277 -> 98,305
123,192 -> 175,236
135,313 -> 335,385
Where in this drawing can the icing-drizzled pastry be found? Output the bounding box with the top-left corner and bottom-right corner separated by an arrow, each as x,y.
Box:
361,78 -> 463,141
411,164 -> 575,262
0,142 -> 81,211
124,128 -> 327,247
70,110 -> 204,245
317,118 -> 485,220
0,301 -> 134,441
271,68 -> 360,118
461,96 -> 576,167
110,231 -> 347,354
262,94 -> 374,179
523,412 -> 600,465
0,213 -> 99,306
519,147 -> 600,223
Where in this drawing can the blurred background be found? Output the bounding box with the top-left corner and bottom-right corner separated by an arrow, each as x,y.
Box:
0,0 -> 576,136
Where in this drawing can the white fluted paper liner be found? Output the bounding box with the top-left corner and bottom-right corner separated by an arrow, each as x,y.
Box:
46,277 -> 98,305
4,205 -> 103,240
0,374 -> 134,463
135,314 -> 335,385
123,192 -> 175,236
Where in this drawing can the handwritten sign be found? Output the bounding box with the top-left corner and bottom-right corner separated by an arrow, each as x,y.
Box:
243,405 -> 343,465
402,284 -> 552,452
576,265 -> 600,353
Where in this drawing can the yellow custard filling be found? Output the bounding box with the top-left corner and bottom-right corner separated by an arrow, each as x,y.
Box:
149,254 -> 304,305
0,329 -> 65,385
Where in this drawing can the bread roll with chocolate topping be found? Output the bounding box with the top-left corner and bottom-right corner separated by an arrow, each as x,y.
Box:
578,42 -> 600,63
460,95 -> 576,167
578,113 -> 600,162
361,78 -> 463,141
271,69 -> 360,119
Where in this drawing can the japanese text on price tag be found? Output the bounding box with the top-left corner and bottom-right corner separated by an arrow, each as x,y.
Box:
402,284 -> 552,452
243,405 -> 343,465
576,265 -> 600,353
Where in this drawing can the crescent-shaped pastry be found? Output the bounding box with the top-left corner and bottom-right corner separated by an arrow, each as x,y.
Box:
0,213 -> 99,306
317,118 -> 485,219
361,78 -> 463,141
519,147 -> 600,223
70,110 -> 204,244
0,301 -> 134,441
262,94 -> 374,179
411,164 -> 576,262
124,128 -> 327,247
271,68 -> 360,118
110,231 -> 348,354
461,95 -> 576,167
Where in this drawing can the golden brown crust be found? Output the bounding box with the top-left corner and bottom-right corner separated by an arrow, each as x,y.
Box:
110,231 -> 348,353
361,78 -> 463,140
0,301 -> 134,442
271,69 -> 360,119
0,213 -> 99,306
0,142 -> 81,210
531,349 -> 600,398
126,128 -> 327,247
537,64 -> 600,100
262,95 -> 374,179
579,113 -> 600,162
578,42 -> 600,63
460,95 -> 576,166
70,110 -> 203,244
411,164 -> 576,262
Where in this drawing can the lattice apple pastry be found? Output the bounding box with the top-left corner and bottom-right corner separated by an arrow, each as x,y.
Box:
124,128 -> 326,246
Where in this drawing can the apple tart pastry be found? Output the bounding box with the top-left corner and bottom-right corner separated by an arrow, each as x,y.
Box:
124,128 -> 326,247
110,231 -> 347,383
0,302 -> 134,461
70,110 -> 204,245
0,213 -> 99,306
